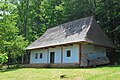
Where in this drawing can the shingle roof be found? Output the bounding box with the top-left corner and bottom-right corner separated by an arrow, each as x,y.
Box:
26,16 -> 114,50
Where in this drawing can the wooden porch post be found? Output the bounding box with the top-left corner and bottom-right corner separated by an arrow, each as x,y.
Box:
61,46 -> 63,63
78,44 -> 81,65
47,48 -> 49,63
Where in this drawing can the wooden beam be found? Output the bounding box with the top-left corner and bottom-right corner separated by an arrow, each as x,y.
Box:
49,46 -> 55,48
42,47 -> 48,49
27,42 -> 82,51
47,48 -> 49,63
78,44 -> 81,65
63,44 -> 73,47
61,46 -> 63,63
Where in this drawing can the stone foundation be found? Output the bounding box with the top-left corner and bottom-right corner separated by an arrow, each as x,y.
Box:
23,63 -> 80,68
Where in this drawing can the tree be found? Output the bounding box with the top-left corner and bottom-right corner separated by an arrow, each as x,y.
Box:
94,0 -> 120,64
0,0 -> 28,64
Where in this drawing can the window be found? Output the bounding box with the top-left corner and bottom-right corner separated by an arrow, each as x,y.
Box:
67,50 -> 71,57
39,53 -> 43,59
35,53 -> 38,59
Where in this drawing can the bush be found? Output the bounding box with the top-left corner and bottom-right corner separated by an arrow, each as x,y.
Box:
0,53 -> 8,65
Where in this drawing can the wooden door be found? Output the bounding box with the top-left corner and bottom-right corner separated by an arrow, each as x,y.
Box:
50,52 -> 55,63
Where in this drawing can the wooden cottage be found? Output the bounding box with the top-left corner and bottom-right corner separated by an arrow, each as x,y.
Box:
26,16 -> 114,68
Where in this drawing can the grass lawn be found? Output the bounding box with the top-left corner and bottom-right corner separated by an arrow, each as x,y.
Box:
0,65 -> 120,80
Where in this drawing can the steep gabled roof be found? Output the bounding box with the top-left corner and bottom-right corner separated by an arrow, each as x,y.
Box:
26,16 -> 114,50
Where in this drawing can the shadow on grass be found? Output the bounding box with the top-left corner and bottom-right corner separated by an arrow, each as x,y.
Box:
98,64 -> 120,68
34,64 -> 120,70
81,64 -> 120,69
0,68 -> 22,73
0,64 -> 24,72
1,65 -> 119,72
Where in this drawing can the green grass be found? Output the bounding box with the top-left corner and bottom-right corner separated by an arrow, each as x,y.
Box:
0,65 -> 120,80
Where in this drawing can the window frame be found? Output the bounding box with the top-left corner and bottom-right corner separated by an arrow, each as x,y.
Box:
39,53 -> 43,59
66,50 -> 71,57
35,53 -> 38,59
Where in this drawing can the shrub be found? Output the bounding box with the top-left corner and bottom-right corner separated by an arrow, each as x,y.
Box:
0,53 -> 8,65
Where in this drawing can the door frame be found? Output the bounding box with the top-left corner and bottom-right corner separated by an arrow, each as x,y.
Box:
50,52 -> 55,63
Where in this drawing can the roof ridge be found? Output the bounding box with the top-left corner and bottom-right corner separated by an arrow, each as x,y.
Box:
47,16 -> 93,30
84,16 -> 94,40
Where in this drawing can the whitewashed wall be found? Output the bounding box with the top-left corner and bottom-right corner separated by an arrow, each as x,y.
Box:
30,43 -> 106,66
49,47 -> 61,63
80,44 -> 106,66
30,49 -> 48,64
63,44 -> 79,63
30,44 -> 79,64
82,44 -> 106,58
